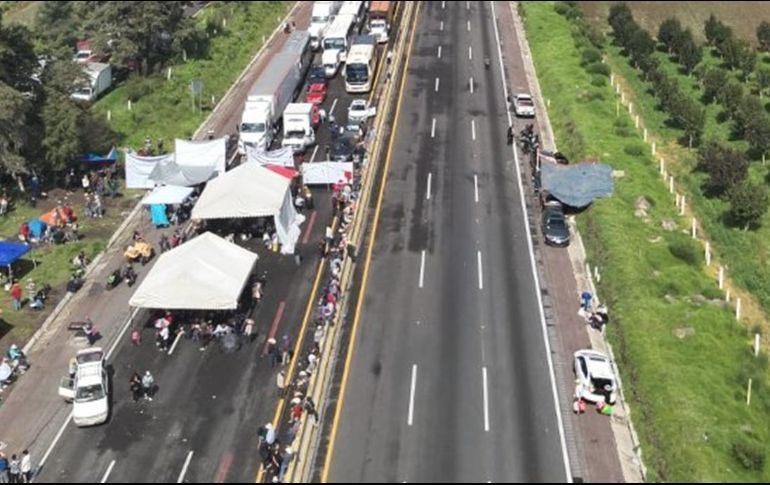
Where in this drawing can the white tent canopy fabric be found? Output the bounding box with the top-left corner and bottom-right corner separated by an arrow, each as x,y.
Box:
129,232 -> 257,310
149,158 -> 216,187
245,145 -> 295,167
301,162 -> 354,185
175,138 -> 226,175
141,185 -> 194,206
125,152 -> 174,189
191,163 -> 304,254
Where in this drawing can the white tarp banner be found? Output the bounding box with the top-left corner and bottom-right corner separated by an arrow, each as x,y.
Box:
141,185 -> 194,206
245,145 -> 295,167
175,138 -> 227,175
301,162 -> 354,185
125,152 -> 174,189
129,232 -> 257,310
275,189 -> 305,255
149,158 -> 217,187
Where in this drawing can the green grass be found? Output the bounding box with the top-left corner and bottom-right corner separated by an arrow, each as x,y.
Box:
523,2 -> 770,481
93,1 -> 291,148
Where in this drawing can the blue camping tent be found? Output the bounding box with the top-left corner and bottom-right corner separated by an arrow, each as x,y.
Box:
77,146 -> 118,164
150,204 -> 169,227
0,242 -> 31,266
27,219 -> 47,240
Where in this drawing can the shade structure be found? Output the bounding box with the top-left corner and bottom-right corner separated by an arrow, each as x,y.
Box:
141,185 -> 194,206
0,242 -> 31,266
128,232 -> 258,310
191,162 -> 291,220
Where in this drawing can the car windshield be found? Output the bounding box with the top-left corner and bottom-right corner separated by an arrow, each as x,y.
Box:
346,64 -> 369,83
241,122 -> 266,134
351,103 -> 365,112
75,384 -> 105,402
517,98 -> 534,106
323,38 -> 345,50
309,67 -> 325,81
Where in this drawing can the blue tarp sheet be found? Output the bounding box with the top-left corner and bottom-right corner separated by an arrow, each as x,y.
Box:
541,162 -> 614,208
150,204 -> 169,227
0,242 -> 31,266
27,219 -> 47,239
77,147 -> 118,164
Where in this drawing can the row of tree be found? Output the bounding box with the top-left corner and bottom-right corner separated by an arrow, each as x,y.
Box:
608,4 -> 705,148
657,17 -> 702,75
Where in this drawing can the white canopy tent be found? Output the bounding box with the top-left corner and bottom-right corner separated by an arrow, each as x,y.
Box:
175,138 -> 227,175
129,232 -> 258,310
125,152 -> 174,189
301,162 -> 354,185
141,185 -> 194,206
191,163 -> 304,254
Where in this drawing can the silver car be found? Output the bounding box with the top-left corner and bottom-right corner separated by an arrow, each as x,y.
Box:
574,350 -> 618,405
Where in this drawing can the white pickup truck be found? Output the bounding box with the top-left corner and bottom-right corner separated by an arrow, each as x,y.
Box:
58,348 -> 110,427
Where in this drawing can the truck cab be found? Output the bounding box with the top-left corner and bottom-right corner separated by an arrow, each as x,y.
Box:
282,103 -> 316,153
322,49 -> 342,78
58,347 -> 110,427
239,99 -> 274,153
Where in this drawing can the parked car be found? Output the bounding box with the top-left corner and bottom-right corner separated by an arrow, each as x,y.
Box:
512,93 -> 535,117
308,64 -> 327,86
330,134 -> 356,162
306,82 -> 327,105
347,98 -> 376,128
542,201 -> 570,247
574,350 -> 618,405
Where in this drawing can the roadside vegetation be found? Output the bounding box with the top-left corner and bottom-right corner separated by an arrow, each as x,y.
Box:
0,1 -> 288,344
522,2 -> 770,481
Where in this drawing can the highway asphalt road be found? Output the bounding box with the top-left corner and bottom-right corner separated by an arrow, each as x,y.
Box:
326,1 -> 569,482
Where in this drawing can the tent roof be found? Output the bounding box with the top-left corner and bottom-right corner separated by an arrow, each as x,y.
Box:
541,162 -> 614,208
265,165 -> 298,179
0,241 -> 31,266
129,232 -> 258,310
149,158 -> 215,187
191,162 -> 291,220
77,146 -> 118,164
141,185 -> 194,206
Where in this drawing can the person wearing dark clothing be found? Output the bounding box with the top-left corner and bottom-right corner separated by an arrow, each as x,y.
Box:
129,372 -> 142,402
507,125 -> 514,145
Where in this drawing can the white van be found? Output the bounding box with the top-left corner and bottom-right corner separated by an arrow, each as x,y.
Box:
59,348 -> 110,427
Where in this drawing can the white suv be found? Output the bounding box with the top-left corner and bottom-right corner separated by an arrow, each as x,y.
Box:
574,350 -> 617,405
512,93 -> 536,118
59,347 -> 110,427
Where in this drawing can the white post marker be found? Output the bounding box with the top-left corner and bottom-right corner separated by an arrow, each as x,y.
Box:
419,250 -> 426,287
474,174 -> 479,203
477,250 -> 483,290
680,195 -> 686,216
736,297 -> 742,320
426,173 -> 432,201
755,333 -> 761,357
435,77 -> 440,92
705,242 -> 711,266
482,366 -> 490,432
719,265 -> 725,290
408,365 -> 418,426
431,117 -> 437,138
471,119 -> 476,141
691,218 -> 697,239
470,77 -> 475,94
101,460 -> 116,483
177,451 -> 194,484
747,378 -> 753,406
438,45 -> 442,59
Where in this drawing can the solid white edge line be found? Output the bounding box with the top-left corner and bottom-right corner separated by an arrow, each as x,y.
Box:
471,119 -> 476,141
310,144 -> 319,163
41,307 -> 140,468
477,250 -> 483,290
101,460 -> 116,483
431,118 -> 436,138
482,367 -> 490,432
435,77 -> 440,92
329,97 -> 339,116
419,250 -> 426,287
177,451 -> 194,484
489,1 -> 572,481
474,174 -> 479,203
408,364 -> 417,426
438,45 -> 442,59
168,330 -> 184,355
426,173 -> 432,201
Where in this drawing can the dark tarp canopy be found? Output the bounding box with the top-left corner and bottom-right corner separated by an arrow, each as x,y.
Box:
541,162 -> 614,208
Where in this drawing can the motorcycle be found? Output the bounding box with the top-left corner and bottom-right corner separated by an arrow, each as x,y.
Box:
106,269 -> 122,289
123,265 -> 137,287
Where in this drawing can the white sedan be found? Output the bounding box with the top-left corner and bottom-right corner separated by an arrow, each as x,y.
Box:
347,99 -> 376,128
573,350 -> 617,405
512,93 -> 536,118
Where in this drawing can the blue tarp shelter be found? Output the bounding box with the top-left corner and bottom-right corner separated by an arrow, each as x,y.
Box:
77,147 -> 118,164
27,219 -> 47,240
0,242 -> 31,266
541,162 -> 614,208
150,204 -> 170,227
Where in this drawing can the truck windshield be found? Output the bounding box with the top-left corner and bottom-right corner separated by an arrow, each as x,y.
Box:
75,384 -> 105,402
346,64 -> 368,83
323,38 -> 345,51
241,122 -> 267,134
312,15 -> 329,23
371,20 -> 386,29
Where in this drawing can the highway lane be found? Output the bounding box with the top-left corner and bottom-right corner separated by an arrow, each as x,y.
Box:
36,48 -> 366,485
327,1 -> 568,482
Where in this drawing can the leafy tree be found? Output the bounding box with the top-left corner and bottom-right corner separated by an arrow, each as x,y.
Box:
658,17 -> 682,53
41,91 -> 82,174
671,94 -> 705,148
0,82 -> 32,175
697,141 -> 748,196
705,14 -> 732,48
757,21 -> 770,52
757,68 -> 770,98
608,3 -> 635,47
677,36 -> 702,75
717,81 -> 745,119
628,27 -> 655,66
743,109 -> 770,158
728,182 -> 769,230
732,95 -> 764,138
35,1 -> 77,57
0,18 -> 37,93
702,68 -> 729,103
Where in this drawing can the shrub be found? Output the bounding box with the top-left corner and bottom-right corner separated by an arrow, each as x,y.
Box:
581,48 -> 602,66
124,75 -> 153,102
700,285 -> 723,300
624,144 -> 645,156
668,237 -> 702,266
732,438 -> 766,471
586,62 -> 611,77
591,75 -> 607,87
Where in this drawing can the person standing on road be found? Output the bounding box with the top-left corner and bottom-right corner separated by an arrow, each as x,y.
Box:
276,370 -> 286,396
142,371 -> 155,401
266,338 -> 279,368
304,396 -> 319,426
507,125 -> 514,145
10,282 -> 22,311
130,327 -> 142,346
130,372 -> 142,402
0,452 -> 10,484
278,446 -> 295,482
19,451 -> 30,484
243,318 -> 255,343
313,325 -> 324,348
280,335 -> 292,366
8,455 -> 19,484
294,247 -> 302,267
